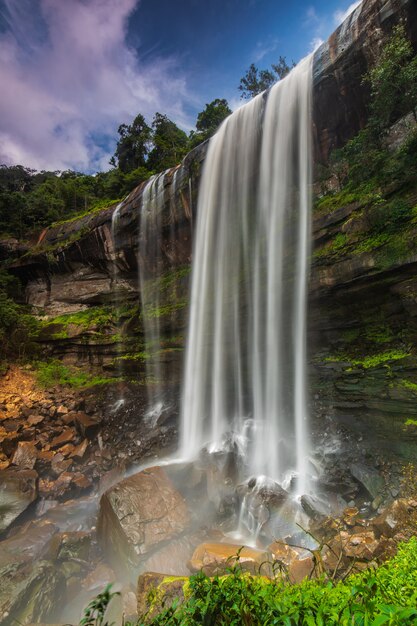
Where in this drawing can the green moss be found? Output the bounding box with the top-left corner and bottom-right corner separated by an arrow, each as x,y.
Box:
143,301 -> 187,319
314,189 -> 360,213
314,232 -> 350,260
400,379 -> 417,393
364,323 -> 395,344
41,307 -> 116,340
34,360 -> 118,389
50,198 -> 121,228
355,232 -> 390,253
324,349 -> 410,369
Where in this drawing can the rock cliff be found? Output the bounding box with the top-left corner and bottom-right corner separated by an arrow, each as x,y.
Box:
5,0 -> 417,461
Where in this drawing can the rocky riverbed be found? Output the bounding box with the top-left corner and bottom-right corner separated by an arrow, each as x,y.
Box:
1,364 -> 416,624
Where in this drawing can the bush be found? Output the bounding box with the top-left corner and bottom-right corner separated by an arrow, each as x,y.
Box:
135,538 -> 417,625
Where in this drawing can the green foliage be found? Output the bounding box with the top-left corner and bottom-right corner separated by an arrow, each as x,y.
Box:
34,360 -> 114,389
131,538 -> 417,625
0,270 -> 40,362
189,99 -> 232,147
147,113 -> 189,172
110,114 -> 152,173
367,23 -> 417,130
80,584 -> 119,626
238,55 -> 294,99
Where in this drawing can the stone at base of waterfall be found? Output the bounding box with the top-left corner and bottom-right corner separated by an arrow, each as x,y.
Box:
137,573 -> 188,623
188,542 -> 271,576
371,498 -> 417,540
268,542 -> 315,583
0,559 -> 66,626
0,469 -> 38,532
97,465 -> 190,574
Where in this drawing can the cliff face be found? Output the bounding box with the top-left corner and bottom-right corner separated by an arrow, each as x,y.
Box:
6,0 -> 417,459
313,0 -> 417,161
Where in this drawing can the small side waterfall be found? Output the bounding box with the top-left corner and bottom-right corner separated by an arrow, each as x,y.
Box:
180,55 -> 313,493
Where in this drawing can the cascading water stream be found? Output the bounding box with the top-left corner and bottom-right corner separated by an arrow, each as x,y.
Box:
180,55 -> 313,494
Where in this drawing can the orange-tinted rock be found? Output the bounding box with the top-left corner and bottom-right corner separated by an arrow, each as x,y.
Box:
268,542 -> 315,583
72,473 -> 92,490
188,542 -> 270,576
50,429 -> 75,449
70,438 -> 88,460
27,414 -> 45,427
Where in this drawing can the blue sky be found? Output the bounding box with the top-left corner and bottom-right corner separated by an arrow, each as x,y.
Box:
0,0 -> 360,173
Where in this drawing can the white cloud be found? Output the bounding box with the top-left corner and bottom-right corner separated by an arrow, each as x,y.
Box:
334,1 -> 362,26
251,37 -> 279,63
0,0 -> 194,172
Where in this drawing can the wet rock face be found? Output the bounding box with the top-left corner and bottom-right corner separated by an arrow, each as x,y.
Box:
0,469 -> 38,533
97,466 -> 191,576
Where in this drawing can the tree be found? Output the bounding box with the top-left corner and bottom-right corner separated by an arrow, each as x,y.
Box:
367,23 -> 417,130
110,113 -> 152,173
147,113 -> 189,172
189,99 -> 232,148
238,56 -> 294,99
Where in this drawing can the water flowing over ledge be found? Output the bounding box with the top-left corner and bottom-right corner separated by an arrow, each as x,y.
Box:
180,55 -> 313,493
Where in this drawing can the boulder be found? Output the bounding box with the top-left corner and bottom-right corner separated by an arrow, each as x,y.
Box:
268,542 -> 316,583
11,442 -> 37,470
349,463 -> 385,500
0,559 -> 66,626
188,542 -> 271,576
0,470 -> 38,533
97,466 -> 190,574
137,573 -> 187,623
371,498 -> 417,539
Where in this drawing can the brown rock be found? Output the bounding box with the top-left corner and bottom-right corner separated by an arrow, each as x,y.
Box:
73,412 -> 100,438
188,542 -> 270,576
50,428 -> 76,449
70,438 -> 88,460
56,443 -> 75,457
0,469 -> 38,532
38,450 -> 55,462
72,473 -> 92,490
56,405 -> 69,416
97,466 -> 190,574
12,441 -> 38,469
27,414 -> 46,427
83,562 -> 116,592
51,453 -> 73,475
372,499 -> 417,538
47,530 -> 91,562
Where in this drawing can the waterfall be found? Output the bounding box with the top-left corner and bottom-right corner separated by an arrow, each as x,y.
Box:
180,55 -> 313,493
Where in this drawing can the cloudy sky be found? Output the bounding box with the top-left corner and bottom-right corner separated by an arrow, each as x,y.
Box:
0,0 -> 360,173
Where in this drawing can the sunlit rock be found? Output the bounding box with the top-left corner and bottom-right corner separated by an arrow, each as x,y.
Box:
188,542 -> 271,576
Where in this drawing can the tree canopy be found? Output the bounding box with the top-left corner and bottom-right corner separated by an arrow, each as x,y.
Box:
238,56 -> 294,99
